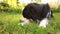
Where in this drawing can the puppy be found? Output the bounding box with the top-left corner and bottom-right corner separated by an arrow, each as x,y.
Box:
20,3 -> 54,27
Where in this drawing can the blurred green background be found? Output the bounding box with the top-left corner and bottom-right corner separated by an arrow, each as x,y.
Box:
0,0 -> 60,34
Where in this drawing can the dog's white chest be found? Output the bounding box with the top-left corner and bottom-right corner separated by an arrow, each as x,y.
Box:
39,18 -> 48,27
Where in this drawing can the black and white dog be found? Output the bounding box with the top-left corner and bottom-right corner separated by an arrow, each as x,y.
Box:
20,3 -> 54,27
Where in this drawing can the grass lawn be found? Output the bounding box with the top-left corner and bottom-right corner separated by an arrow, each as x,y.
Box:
0,12 -> 60,34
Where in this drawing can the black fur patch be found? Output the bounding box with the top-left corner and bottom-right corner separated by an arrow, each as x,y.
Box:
22,3 -> 53,21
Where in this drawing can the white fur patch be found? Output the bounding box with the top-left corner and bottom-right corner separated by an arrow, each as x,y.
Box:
39,18 -> 48,27
20,20 -> 29,26
19,21 -> 29,26
18,17 -> 30,26
46,10 -> 51,18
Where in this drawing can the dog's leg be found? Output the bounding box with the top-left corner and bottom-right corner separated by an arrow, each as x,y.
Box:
39,18 -> 48,27
18,17 -> 30,26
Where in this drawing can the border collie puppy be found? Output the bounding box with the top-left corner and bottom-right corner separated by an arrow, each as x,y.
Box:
20,3 -> 54,27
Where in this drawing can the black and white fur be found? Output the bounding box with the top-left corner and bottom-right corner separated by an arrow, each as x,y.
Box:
20,3 -> 54,27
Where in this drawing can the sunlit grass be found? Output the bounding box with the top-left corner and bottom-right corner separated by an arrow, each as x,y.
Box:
0,12 -> 22,23
0,12 -> 60,34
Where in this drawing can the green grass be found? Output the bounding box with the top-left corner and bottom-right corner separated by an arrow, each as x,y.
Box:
0,12 -> 60,34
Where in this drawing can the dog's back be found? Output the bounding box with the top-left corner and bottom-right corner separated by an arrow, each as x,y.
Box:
23,3 -> 53,21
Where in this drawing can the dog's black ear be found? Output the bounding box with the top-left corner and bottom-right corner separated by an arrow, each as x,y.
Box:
42,3 -> 50,11
45,3 -> 50,10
